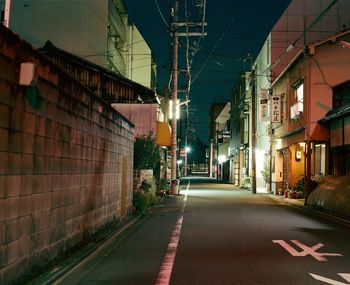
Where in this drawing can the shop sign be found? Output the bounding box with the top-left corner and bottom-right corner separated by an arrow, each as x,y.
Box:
271,95 -> 281,123
259,89 -> 269,121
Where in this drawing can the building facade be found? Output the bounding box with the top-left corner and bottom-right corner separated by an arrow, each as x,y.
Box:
228,72 -> 251,187
8,0 -> 155,87
271,29 -> 350,197
252,0 -> 350,193
215,103 -> 231,181
209,103 -> 226,178
126,24 -> 157,90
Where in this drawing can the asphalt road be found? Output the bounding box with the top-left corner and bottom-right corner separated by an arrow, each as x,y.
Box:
53,180 -> 350,285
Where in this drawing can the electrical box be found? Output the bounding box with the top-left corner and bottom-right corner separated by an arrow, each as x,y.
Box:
19,62 -> 37,86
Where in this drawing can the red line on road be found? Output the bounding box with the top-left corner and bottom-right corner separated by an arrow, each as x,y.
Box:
154,182 -> 190,285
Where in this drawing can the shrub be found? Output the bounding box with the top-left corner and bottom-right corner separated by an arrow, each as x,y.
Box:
133,177 -> 158,215
293,177 -> 305,192
242,177 -> 251,188
261,158 -> 270,184
133,191 -> 150,215
134,132 -> 160,170
158,178 -> 169,196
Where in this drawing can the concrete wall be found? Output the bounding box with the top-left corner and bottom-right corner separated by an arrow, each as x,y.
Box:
126,25 -> 153,88
0,26 -> 134,284
271,0 -> 350,78
10,0 -> 130,76
10,0 -> 108,67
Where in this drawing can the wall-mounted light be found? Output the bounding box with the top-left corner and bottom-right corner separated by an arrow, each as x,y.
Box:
275,139 -> 282,150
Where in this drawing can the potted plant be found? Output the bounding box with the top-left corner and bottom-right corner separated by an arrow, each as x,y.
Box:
158,178 -> 169,196
292,178 -> 305,199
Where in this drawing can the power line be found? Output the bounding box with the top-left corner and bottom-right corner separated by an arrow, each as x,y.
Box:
154,0 -> 170,28
191,10 -> 237,84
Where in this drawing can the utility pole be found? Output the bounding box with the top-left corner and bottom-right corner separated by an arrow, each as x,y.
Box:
3,0 -> 11,28
184,125 -> 188,176
170,0 -> 179,195
251,69 -> 257,194
169,0 -> 207,193
163,87 -> 170,181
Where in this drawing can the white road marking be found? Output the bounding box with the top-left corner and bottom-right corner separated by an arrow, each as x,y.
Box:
154,181 -> 190,285
272,240 -> 342,261
310,273 -> 350,284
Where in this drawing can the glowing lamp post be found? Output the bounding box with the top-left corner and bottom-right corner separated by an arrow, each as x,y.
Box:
218,155 -> 227,180
177,159 -> 183,177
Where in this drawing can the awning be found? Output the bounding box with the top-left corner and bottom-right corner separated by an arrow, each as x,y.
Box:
156,121 -> 171,147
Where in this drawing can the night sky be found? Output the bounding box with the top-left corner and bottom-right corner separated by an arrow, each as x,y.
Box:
124,0 -> 292,143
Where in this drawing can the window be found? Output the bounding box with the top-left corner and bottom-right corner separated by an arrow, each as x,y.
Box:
314,144 -> 326,176
290,82 -> 303,119
333,81 -> 350,109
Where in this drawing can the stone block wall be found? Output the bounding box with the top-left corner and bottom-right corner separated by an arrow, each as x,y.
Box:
307,176 -> 350,218
0,26 -> 134,284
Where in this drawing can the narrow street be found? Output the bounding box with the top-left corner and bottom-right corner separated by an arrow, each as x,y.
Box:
51,179 -> 350,285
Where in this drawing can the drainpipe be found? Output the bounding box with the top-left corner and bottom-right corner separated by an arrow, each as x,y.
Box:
305,142 -> 312,202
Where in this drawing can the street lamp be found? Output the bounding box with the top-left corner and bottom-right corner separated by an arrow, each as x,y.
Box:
218,155 -> 226,180
177,159 -> 183,177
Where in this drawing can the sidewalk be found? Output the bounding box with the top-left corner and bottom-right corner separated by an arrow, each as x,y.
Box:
27,216 -> 142,285
264,193 -> 305,207
264,193 -> 350,226
27,195 -> 183,285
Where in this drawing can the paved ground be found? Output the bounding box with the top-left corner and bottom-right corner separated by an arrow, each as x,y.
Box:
30,179 -> 350,285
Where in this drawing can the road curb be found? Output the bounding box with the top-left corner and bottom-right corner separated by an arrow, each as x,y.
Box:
264,194 -> 350,227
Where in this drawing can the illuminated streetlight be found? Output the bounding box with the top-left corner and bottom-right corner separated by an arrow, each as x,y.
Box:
177,159 -> 183,178
218,155 -> 227,180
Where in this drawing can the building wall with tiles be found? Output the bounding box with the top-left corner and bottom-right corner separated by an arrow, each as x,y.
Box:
0,25 -> 134,284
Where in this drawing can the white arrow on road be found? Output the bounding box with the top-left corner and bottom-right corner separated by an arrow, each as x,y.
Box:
310,273 -> 350,284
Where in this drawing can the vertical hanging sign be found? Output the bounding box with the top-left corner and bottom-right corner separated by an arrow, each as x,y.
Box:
271,95 -> 281,123
259,89 -> 269,121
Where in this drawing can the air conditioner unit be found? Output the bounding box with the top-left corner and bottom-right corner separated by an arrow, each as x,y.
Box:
19,62 -> 37,86
290,104 -> 302,119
